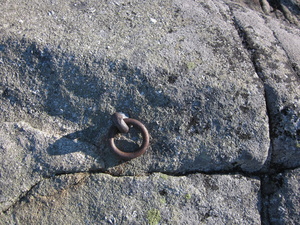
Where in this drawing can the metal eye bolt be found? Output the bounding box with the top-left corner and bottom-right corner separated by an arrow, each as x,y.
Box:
108,112 -> 149,160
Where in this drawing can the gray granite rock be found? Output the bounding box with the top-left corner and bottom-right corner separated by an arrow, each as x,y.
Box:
262,168 -> 300,225
1,173 -> 261,225
0,0 -> 299,224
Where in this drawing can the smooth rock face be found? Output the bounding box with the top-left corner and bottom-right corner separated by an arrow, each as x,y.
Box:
1,173 -> 261,225
0,0 -> 299,224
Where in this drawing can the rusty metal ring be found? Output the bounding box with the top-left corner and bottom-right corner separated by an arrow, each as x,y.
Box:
108,118 -> 149,160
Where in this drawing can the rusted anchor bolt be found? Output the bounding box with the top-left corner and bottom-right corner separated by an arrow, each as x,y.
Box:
108,112 -> 149,160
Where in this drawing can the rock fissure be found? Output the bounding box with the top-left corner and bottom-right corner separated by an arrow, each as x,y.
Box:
260,174 -> 272,225
231,10 -> 274,169
230,10 -> 278,225
1,172 -> 90,215
2,180 -> 41,215
231,16 -> 264,78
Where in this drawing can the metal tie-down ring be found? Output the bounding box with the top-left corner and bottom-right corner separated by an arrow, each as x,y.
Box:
108,112 -> 149,160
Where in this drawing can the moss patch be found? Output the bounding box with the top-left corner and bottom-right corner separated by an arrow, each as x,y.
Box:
159,197 -> 166,204
186,61 -> 197,70
147,209 -> 161,225
159,174 -> 169,180
185,193 -> 192,200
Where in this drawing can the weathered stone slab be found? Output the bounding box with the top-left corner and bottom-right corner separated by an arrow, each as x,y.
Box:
230,3 -> 300,169
263,168 -> 300,225
0,0 -> 272,213
1,173 -> 261,225
0,0 -> 269,176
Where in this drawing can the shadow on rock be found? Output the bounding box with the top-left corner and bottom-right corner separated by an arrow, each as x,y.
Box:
1,37 -> 183,174
46,124 -> 135,170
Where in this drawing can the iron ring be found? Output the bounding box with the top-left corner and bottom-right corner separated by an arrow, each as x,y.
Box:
108,118 -> 149,160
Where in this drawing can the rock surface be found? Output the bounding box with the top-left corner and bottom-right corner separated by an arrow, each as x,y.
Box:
262,168 -> 300,225
1,173 -> 261,225
0,0 -> 271,176
230,0 -> 300,170
0,0 -> 299,224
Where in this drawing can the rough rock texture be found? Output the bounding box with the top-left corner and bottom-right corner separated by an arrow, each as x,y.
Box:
262,168 -> 300,225
230,0 -> 300,170
1,173 -> 261,225
0,0 -> 299,224
0,0 -> 270,176
0,122 -> 101,212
